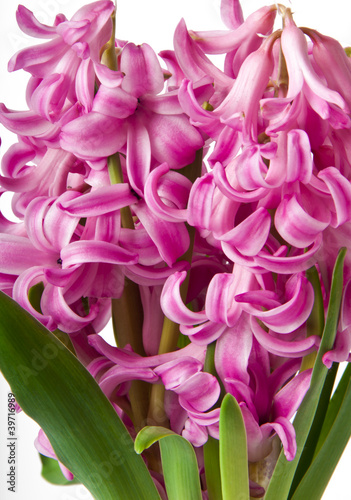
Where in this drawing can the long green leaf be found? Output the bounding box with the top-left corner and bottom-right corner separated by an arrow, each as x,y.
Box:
219,394 -> 249,500
314,363 -> 351,456
0,291 -> 160,500
135,426 -> 202,500
265,248 -> 347,500
290,365 -> 351,500
204,436 -> 223,500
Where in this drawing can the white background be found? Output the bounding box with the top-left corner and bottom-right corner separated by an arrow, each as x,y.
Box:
0,0 -> 350,498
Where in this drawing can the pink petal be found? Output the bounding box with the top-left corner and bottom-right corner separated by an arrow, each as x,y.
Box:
60,112 -> 127,159
0,234 -> 56,274
133,202 -> 190,267
144,163 -> 190,222
318,167 -> 351,227
120,43 -> 164,97
215,314 -> 252,385
61,241 -> 138,267
220,0 -> 244,29
275,194 -> 330,248
146,112 -> 204,169
58,184 -> 137,216
92,85 -> 137,118
160,271 -> 207,325
272,369 -> 312,420
126,117 -> 151,196
236,274 -> 314,334
250,318 -> 320,357
218,207 -> 271,257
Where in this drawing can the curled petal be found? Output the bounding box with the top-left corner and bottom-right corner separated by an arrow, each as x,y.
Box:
180,322 -> 227,345
177,372 -> 221,412
161,271 -> 207,325
191,5 -> 276,54
16,5 -> 59,37
144,163 -> 190,222
217,207 -> 271,256
41,284 -> 99,333
322,328 -> 351,368
0,103 -> 59,137
0,234 -> 56,274
220,0 -> 244,29
250,317 -> 320,357
155,357 -> 203,390
212,162 -> 266,202
99,366 -> 158,399
253,235 -> 322,274
35,429 -> 74,481
88,334 -> 206,368
318,167 -> 351,227
124,261 -> 189,286
275,194 -> 330,248
236,274 -> 314,334
187,173 -> 216,228
266,416 -> 296,461
272,369 -> 312,420
12,267 -> 56,330
120,43 -> 164,97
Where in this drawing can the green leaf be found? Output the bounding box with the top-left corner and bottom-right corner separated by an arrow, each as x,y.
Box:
290,364 -> 351,500
135,426 -> 202,500
39,454 -> 80,486
265,247 -> 347,500
219,394 -> 249,500
314,363 -> 351,456
0,291 -> 160,500
134,425 -> 176,454
204,436 -> 223,500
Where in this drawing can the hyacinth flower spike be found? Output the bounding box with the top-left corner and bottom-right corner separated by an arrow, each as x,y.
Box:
0,1 -> 350,499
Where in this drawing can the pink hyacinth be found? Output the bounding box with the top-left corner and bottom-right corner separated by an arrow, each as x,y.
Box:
0,0 -> 350,497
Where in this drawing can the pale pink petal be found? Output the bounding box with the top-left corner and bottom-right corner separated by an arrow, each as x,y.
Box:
221,0 -> 244,29
318,167 -> 351,227
61,240 -> 138,268
120,43 -> 164,97
58,184 -> 137,216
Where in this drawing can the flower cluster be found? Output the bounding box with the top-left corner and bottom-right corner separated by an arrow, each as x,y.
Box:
1,0 -> 351,497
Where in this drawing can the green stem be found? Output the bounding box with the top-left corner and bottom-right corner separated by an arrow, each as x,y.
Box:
147,150 -> 203,427
300,265 -> 325,371
103,8 -> 149,429
100,6 -> 117,71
